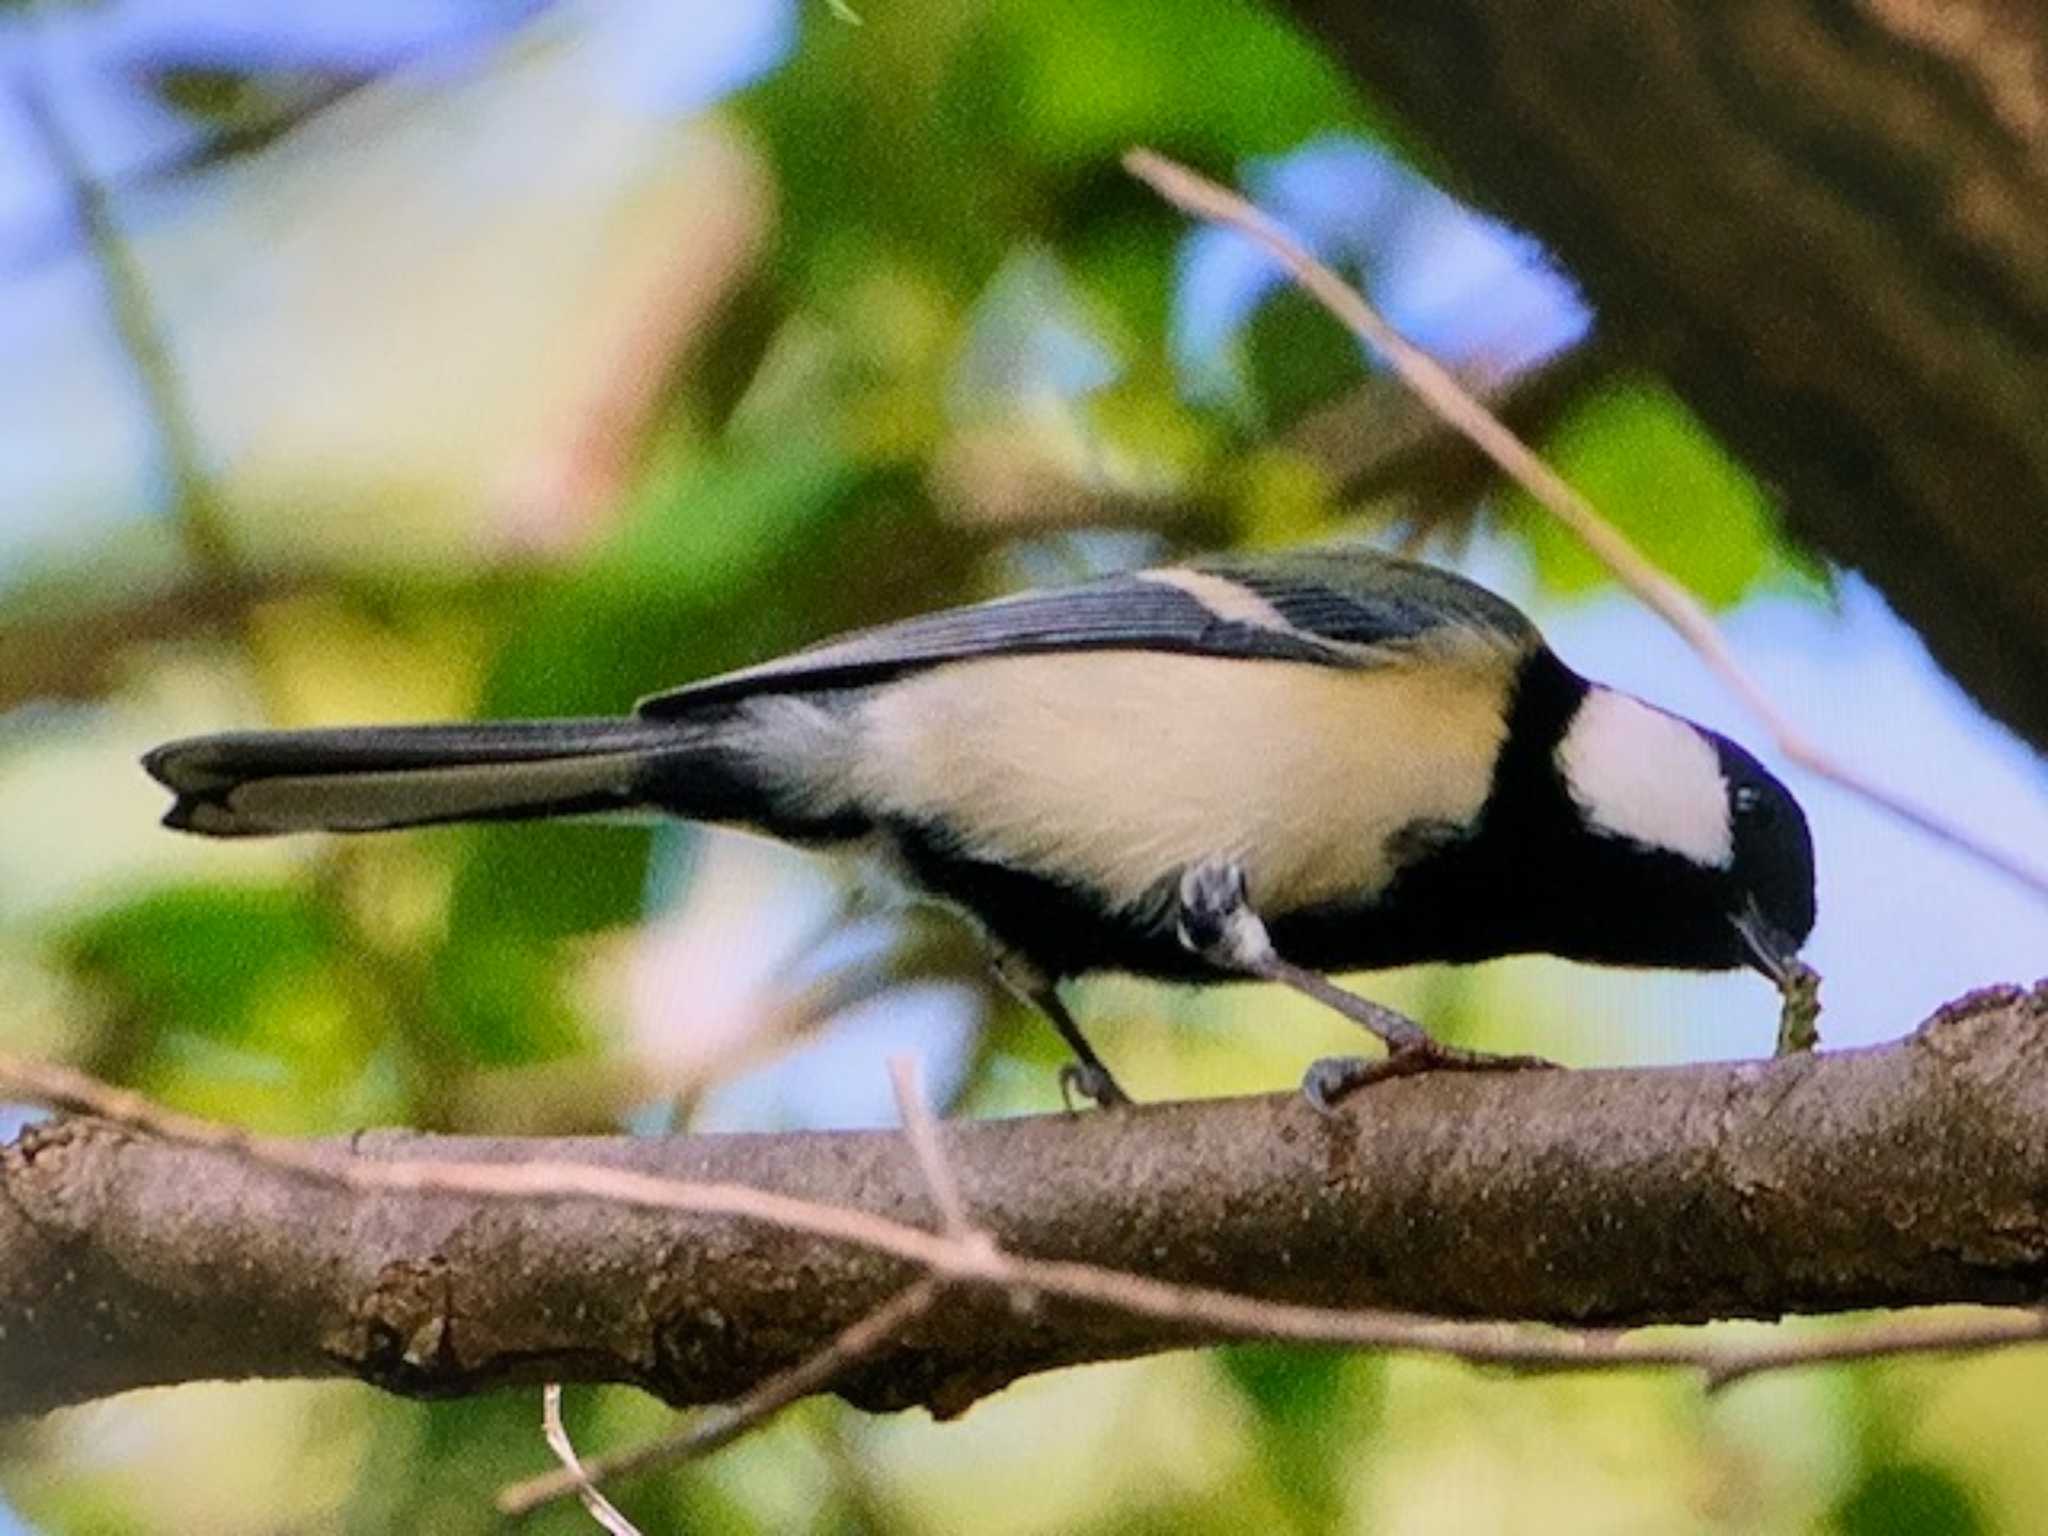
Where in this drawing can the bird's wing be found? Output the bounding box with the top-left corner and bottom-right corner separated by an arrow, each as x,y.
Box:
637,549 -> 1538,716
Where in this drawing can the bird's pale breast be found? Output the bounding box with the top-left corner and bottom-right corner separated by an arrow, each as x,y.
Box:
851,650 -> 1511,915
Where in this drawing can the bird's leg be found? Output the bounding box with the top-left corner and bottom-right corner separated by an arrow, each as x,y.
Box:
990,951 -> 1133,1110
1174,859 -> 1556,1113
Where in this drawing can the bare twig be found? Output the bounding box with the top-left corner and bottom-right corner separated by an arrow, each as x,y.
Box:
1702,1308 -> 2048,1390
504,1058 -> 975,1516
887,1055 -> 974,1238
500,1282 -> 941,1518
17,77 -> 237,576
17,70 -> 304,725
1288,340 -> 1614,512
1123,148 -> 2048,904
0,571 -> 302,711
541,1384 -> 645,1536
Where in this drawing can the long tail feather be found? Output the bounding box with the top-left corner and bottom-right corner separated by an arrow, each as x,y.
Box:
143,719 -> 708,837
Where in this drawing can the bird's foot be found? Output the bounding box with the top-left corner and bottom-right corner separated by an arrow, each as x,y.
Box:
1058,1060 -> 1134,1112
1174,855 -> 1557,1113
1300,1040 -> 1559,1116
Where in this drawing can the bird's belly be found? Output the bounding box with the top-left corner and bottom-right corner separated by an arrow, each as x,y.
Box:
849,651 -> 1508,918
880,825 -> 1485,983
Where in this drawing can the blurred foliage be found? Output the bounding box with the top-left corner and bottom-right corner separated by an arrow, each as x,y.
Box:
0,0 -> 2009,1533
1217,1342 -> 1378,1529
1834,1465 -> 1983,1536
1508,379 -> 1803,606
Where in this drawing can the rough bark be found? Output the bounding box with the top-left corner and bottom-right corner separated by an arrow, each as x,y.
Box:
2,983 -> 2044,1419
1280,0 -> 2048,750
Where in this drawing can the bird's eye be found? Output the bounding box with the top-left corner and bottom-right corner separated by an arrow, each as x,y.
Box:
1733,784 -> 1768,818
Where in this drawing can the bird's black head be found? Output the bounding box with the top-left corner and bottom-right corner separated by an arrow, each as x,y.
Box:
1547,684 -> 1816,977
1711,733 -> 1817,983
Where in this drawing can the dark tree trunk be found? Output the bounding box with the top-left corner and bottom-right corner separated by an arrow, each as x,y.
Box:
1282,0 -> 2048,750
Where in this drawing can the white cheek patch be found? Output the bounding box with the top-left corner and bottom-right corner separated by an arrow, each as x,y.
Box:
1556,688 -> 1734,868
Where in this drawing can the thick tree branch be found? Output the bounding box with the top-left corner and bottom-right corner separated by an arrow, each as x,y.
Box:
1279,0 -> 2048,750
2,984 -> 2046,1421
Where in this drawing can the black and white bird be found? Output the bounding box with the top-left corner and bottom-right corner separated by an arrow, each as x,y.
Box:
144,547 -> 1817,1108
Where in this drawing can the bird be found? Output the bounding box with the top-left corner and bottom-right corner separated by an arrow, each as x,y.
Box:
143,546 -> 1817,1110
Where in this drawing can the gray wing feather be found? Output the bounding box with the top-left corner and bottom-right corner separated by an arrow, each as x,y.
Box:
637,549 -> 1536,717
1197,550 -> 1539,649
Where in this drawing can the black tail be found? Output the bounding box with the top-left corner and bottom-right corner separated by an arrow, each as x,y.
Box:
143,718 -> 718,837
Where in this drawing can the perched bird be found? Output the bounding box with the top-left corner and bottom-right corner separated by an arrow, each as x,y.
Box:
144,547 -> 1816,1109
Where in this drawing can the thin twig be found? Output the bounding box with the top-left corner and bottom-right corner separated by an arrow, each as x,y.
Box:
541,1384 -> 645,1536
1122,147 -> 2048,904
507,1058 -> 972,1516
1700,1308 -> 2048,1390
17,69 -> 307,726
500,1283 -> 940,1518
887,1055 -> 974,1237
16,76 -> 238,577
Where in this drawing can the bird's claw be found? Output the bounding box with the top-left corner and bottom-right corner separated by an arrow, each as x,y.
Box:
1300,1042 -> 1560,1116
1058,1060 -> 1133,1112
1301,1056 -> 1374,1116
1173,856 -> 1558,1117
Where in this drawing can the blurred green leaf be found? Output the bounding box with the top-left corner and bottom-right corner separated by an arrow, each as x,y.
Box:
1510,379 -> 1784,607
1242,289 -> 1361,432
64,884 -> 341,1045
446,823 -> 654,944
1217,1342 -> 1373,1528
58,884 -> 392,1130
480,436 -> 865,719
749,0 -> 1364,307
1834,1461 -> 1985,1536
746,3 -> 1017,294
981,0 -> 1358,171
154,68 -> 271,126
1217,1342 -> 1350,1426
587,435 -> 864,600
1064,195 -> 1182,357
427,929 -> 585,1067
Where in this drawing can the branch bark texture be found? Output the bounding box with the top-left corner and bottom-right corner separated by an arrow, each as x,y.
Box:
1281,0 -> 2048,749
2,984 -> 2045,1418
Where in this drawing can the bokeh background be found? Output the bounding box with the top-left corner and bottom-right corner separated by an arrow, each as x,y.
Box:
3,1 -> 2046,1531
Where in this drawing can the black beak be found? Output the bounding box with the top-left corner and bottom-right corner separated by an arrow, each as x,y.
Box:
1730,902 -> 1803,986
